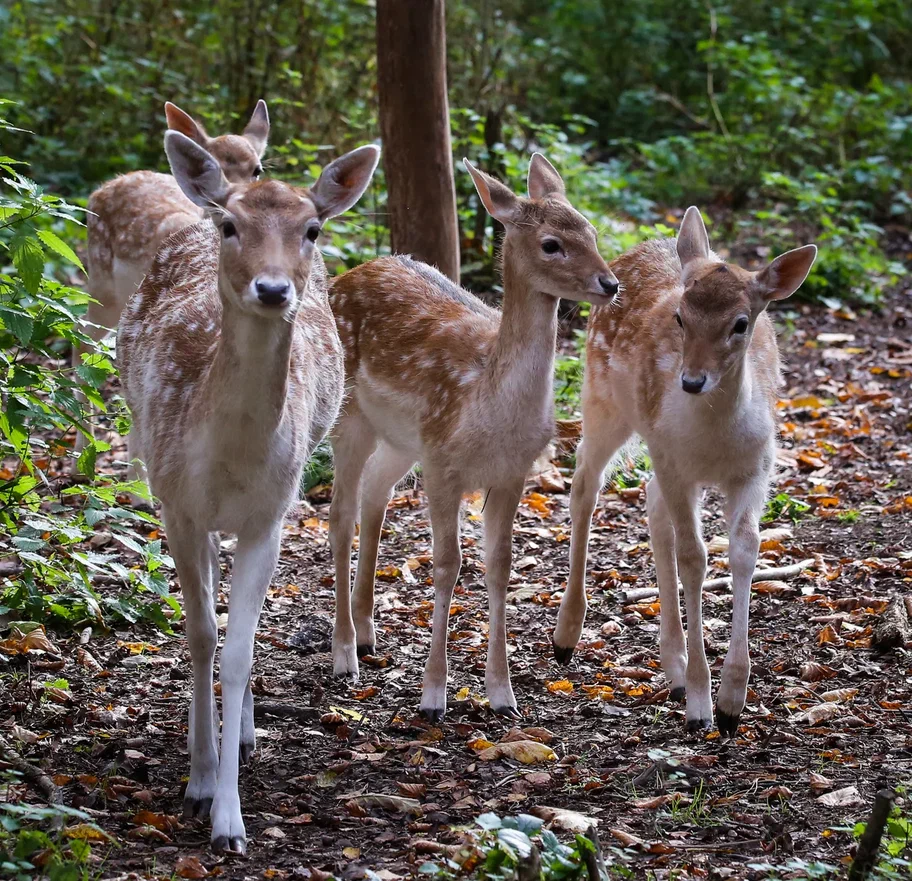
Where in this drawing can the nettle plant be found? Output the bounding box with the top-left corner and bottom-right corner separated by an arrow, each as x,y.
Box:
0,101 -> 175,631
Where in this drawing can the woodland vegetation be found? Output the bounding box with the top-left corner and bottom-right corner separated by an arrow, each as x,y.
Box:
0,1 -> 911,879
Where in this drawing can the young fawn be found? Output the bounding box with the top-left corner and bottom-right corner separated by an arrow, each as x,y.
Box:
75,100 -> 269,453
553,207 -> 817,735
330,154 -> 618,721
117,130 -> 379,852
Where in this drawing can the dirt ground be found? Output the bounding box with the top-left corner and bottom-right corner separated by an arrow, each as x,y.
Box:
3,285 -> 912,880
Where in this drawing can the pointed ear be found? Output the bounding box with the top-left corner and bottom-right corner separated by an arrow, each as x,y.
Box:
676,206 -> 711,268
309,145 -> 380,222
242,99 -> 269,158
164,102 -> 209,149
164,131 -> 231,209
527,152 -> 566,201
753,244 -> 818,302
464,159 -> 519,226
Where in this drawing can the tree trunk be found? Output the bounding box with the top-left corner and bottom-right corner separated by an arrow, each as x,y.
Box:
376,0 -> 460,281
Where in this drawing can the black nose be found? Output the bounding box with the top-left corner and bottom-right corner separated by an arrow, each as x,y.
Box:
599,275 -> 619,296
682,375 -> 707,394
255,279 -> 290,306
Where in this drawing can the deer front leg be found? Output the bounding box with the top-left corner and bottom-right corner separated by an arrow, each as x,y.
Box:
716,477 -> 766,737
420,473 -> 463,723
646,477 -> 687,701
210,523 -> 281,855
482,478 -> 525,717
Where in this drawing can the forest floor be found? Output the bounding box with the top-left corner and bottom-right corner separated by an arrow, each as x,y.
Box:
3,286 -> 912,881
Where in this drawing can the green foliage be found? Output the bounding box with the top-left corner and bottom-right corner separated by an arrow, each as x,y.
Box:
849,790 -> 912,878
762,492 -> 812,524
0,104 -> 173,632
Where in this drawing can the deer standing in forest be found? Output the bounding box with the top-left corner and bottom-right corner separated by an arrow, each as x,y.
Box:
329,154 -> 619,720
76,101 -> 269,453
553,207 -> 817,735
117,130 -> 379,853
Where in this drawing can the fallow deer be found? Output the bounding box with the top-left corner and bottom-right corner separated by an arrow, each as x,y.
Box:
76,101 -> 270,453
553,207 -> 817,735
117,131 -> 379,852
329,154 -> 619,721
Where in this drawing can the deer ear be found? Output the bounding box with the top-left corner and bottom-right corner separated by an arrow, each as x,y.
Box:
676,206 -> 711,268
164,103 -> 210,149
753,245 -> 818,302
527,153 -> 566,201
242,100 -> 269,158
309,145 -> 380,222
165,131 -> 231,209
464,159 -> 519,226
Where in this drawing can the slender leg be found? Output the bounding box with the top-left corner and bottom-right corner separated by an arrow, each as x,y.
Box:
166,510 -> 219,821
482,477 -> 525,717
419,471 -> 463,722
553,422 -> 631,661
716,474 -> 767,737
328,409 -> 377,679
656,471 -> 711,731
646,477 -> 687,700
351,443 -> 415,655
210,523 -> 282,854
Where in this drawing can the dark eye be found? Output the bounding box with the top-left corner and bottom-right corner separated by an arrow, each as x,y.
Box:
732,317 -> 749,335
222,221 -> 237,239
253,166 -> 263,179
306,226 -> 321,243
542,239 -> 561,255
674,313 -> 683,328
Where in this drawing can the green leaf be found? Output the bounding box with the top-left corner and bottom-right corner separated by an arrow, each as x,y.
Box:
9,232 -> 44,294
76,443 -> 97,479
0,307 -> 34,345
36,229 -> 84,272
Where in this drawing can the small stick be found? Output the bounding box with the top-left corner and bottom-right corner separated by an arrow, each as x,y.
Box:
0,736 -> 60,805
848,788 -> 895,881
620,559 -> 815,603
253,703 -> 319,724
582,824 -> 607,881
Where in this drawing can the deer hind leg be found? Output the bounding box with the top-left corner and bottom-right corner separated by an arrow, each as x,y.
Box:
165,512 -> 219,822
419,470 -> 463,722
329,408 -> 378,679
716,477 -> 766,737
553,418 -> 631,662
646,476 -> 687,701
351,443 -> 415,656
482,477 -> 525,717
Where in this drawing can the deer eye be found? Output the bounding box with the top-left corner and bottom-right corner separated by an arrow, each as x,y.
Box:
732,317 -> 749,335
674,313 -> 683,328
306,226 -> 321,243
541,239 -> 561,255
222,221 -> 237,239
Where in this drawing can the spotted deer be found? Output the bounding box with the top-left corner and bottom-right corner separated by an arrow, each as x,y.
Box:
553,207 -> 817,735
75,100 -> 270,453
117,130 -> 379,852
329,154 -> 619,721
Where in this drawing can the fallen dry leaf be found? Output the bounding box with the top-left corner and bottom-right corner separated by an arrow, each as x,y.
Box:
800,702 -> 841,725
347,793 -> 423,815
531,805 -> 598,834
175,855 -> 209,879
817,785 -> 862,807
477,740 -> 557,764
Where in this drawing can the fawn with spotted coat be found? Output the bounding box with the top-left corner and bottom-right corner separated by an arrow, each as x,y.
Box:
76,101 -> 270,453
329,154 -> 619,721
117,130 -> 379,853
553,207 -> 817,735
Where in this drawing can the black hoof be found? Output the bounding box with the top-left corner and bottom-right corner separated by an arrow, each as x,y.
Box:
183,796 -> 212,820
212,835 -> 247,855
356,644 -> 375,659
552,642 -> 575,665
669,686 -> 686,703
716,707 -> 740,738
239,741 -> 254,765
420,707 -> 445,724
492,705 -> 521,720
685,717 -> 712,734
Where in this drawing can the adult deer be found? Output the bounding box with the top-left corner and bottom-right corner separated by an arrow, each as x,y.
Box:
117,130 -> 379,852
76,101 -> 269,453
553,207 -> 817,735
330,154 -> 618,721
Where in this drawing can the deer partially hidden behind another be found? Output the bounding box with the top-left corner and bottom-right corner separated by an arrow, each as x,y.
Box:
117,130 -> 379,853
76,101 -> 270,454
330,154 -> 619,721
553,207 -> 817,736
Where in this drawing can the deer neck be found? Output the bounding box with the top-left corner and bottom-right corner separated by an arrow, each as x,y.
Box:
487,244 -> 559,414
207,289 -> 295,437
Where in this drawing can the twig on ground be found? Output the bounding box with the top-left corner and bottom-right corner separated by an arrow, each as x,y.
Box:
0,735 -> 60,804
848,788 -> 895,881
872,596 -> 911,652
253,703 -> 319,723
